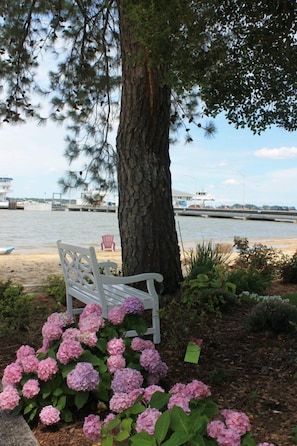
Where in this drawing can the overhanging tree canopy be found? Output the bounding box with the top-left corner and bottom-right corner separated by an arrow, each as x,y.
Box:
0,0 -> 296,293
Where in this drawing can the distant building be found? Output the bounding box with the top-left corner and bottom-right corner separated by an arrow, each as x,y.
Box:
172,189 -> 193,208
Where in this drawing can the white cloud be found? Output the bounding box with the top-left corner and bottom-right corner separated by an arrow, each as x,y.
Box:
255,146 -> 297,159
223,178 -> 239,185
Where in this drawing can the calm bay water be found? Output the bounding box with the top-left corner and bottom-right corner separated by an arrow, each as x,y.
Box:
0,209 -> 297,254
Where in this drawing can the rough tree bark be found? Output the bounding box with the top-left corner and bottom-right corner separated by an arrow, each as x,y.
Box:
116,1 -> 183,294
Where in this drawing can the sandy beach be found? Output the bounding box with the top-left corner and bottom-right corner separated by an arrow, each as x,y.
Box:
0,249 -> 123,288
0,239 -> 296,288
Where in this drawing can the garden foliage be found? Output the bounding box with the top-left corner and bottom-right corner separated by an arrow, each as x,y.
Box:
246,299 -> 297,334
0,294 -> 276,446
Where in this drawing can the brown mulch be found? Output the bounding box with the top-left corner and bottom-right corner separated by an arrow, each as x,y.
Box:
1,280 -> 297,446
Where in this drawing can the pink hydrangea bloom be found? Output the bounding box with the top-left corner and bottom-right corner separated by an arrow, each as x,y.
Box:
136,408 -> 162,436
143,385 -> 165,403
37,357 -> 59,381
147,373 -> 161,386
2,362 -> 23,386
221,409 -> 251,435
147,361 -> 168,383
16,345 -> 35,360
39,405 -> 60,425
81,303 -> 103,317
107,306 -> 126,324
79,314 -> 105,333
103,413 -> 116,427
78,331 -> 98,347
19,355 -> 39,373
56,339 -> 83,365
58,312 -> 74,326
37,338 -> 51,354
111,368 -> 143,393
170,383 -> 187,394
140,348 -> 161,371
258,443 -> 275,446
22,379 -> 40,399
67,362 -> 100,391
109,391 -> 140,413
217,428 -> 241,446
47,312 -> 73,327
168,393 -> 191,413
0,385 -> 20,410
121,296 -> 144,315
83,414 -> 102,441
107,338 -> 125,356
62,328 -> 80,341
207,420 -> 226,438
184,380 -> 211,400
41,320 -> 63,342
131,337 -> 155,352
107,354 -> 126,373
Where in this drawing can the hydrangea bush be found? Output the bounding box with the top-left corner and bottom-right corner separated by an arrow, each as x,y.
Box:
83,383 -> 274,446
0,297 -> 275,445
0,298 -> 167,424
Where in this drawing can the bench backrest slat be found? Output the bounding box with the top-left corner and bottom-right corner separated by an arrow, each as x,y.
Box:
57,240 -> 109,314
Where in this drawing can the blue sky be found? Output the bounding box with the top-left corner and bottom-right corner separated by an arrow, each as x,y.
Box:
1,113 -> 297,207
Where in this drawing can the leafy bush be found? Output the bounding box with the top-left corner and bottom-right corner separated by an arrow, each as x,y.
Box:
279,252 -> 297,284
282,291 -> 297,306
0,279 -> 13,298
246,299 -> 297,334
0,299 -> 167,424
0,299 -> 276,445
181,267 -> 237,317
83,387 -> 271,445
45,274 -> 66,307
0,281 -> 37,336
184,241 -> 231,281
227,268 -> 270,295
233,237 -> 279,280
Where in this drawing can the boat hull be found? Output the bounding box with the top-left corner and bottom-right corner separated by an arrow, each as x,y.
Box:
0,246 -> 14,255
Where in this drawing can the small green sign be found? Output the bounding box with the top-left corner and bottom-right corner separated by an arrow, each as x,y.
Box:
184,342 -> 201,364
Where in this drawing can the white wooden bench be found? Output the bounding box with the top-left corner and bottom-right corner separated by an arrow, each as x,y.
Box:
57,240 -> 163,343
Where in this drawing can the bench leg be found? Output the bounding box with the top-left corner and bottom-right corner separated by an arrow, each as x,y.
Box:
152,306 -> 160,344
66,292 -> 74,316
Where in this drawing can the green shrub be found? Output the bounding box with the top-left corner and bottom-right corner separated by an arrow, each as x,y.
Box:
246,299 -> 297,334
181,267 -> 237,317
45,274 -> 66,307
233,237 -> 279,279
227,268 -> 270,295
0,279 -> 13,298
198,288 -> 238,314
279,252 -> 297,284
184,241 -> 231,281
0,282 -> 35,336
282,291 -> 297,306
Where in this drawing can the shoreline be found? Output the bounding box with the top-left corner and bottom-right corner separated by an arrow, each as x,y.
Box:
0,238 -> 296,287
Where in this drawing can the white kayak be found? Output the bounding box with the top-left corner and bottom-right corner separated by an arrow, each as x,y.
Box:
0,246 -> 14,255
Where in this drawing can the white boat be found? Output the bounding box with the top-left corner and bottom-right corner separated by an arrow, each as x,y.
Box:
187,191 -> 215,208
0,177 -> 13,208
0,246 -> 14,255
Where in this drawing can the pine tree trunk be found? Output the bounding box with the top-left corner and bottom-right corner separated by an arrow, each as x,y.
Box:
116,1 -> 183,293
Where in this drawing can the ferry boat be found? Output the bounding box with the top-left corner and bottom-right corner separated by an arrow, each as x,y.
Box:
187,191 -> 215,208
0,177 -> 13,208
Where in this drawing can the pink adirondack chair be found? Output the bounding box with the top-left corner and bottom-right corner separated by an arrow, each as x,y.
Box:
101,234 -> 116,251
